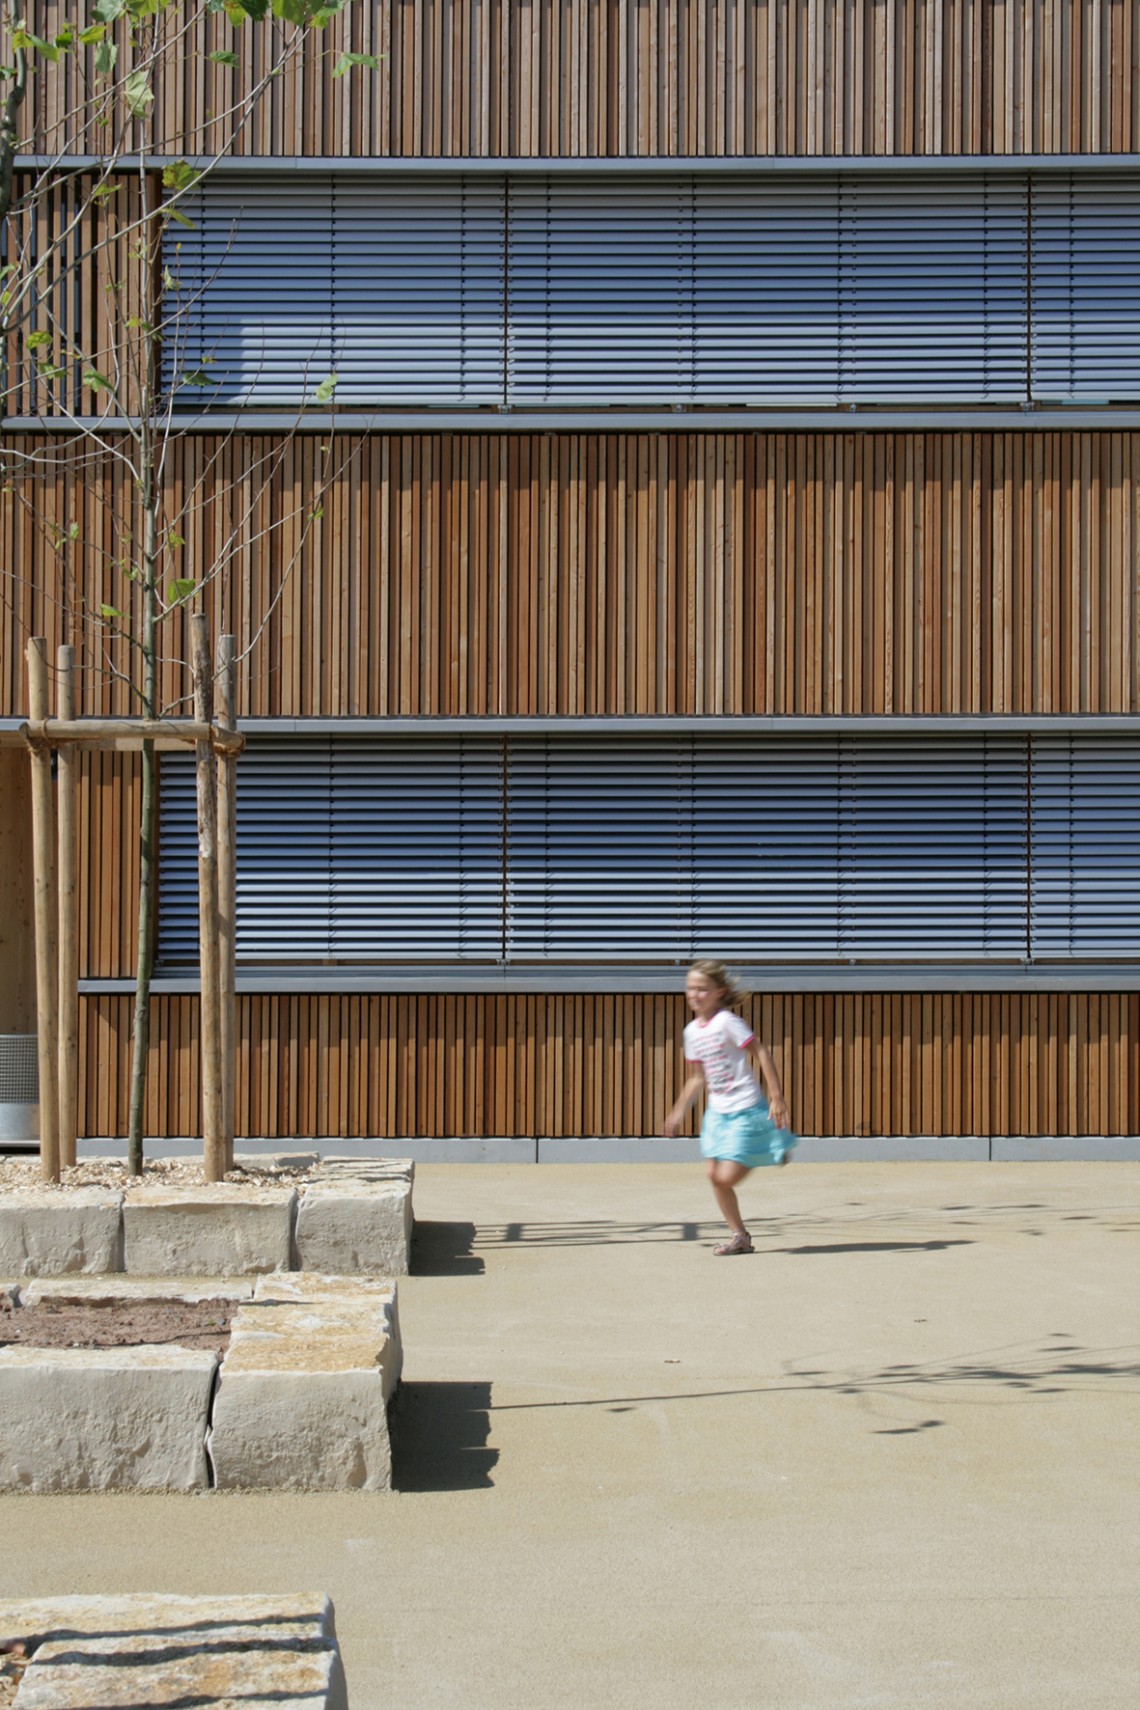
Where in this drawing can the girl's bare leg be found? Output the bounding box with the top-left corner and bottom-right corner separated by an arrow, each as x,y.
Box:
706,1159 -> 752,1233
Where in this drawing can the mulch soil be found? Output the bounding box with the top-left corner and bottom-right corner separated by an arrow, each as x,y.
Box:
0,1296 -> 234,1356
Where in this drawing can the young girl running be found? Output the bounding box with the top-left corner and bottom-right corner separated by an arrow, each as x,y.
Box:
663,960 -> 796,1255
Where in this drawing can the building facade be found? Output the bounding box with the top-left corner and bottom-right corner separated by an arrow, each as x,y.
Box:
3,1 -> 1140,1151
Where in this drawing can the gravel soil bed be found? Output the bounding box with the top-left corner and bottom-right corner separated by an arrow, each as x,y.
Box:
0,1295 -> 234,1356
0,1156 -> 315,1197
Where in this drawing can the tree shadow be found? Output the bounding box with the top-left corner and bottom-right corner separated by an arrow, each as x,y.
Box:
390,1381 -> 497,1492
411,1221 -> 485,1276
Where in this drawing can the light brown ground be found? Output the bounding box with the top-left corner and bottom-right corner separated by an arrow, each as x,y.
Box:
0,1156 -> 315,1197
2,1161 -> 1138,1710
0,1295 -> 234,1355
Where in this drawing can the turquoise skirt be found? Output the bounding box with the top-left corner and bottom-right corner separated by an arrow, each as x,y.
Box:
700,1100 -> 797,1168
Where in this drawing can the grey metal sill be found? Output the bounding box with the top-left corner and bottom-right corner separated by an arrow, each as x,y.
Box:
16,152 -> 1140,175
80,964 -> 1140,996
10,406 -> 1140,433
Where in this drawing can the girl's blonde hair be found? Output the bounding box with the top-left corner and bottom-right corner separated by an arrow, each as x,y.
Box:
687,959 -> 750,1007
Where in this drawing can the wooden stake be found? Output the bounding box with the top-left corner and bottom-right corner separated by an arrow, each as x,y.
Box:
193,616 -> 224,1182
56,645 -> 79,1170
216,634 -> 237,1172
26,639 -> 60,1184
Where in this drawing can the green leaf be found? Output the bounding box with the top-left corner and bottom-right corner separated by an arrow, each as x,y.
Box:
166,579 -> 197,604
83,368 -> 113,391
54,26 -> 76,49
36,364 -> 68,381
26,331 -> 52,350
314,371 -> 338,402
162,161 -> 202,193
79,24 -> 106,44
92,0 -> 126,23
332,50 -> 379,77
165,207 -> 197,230
180,369 -> 219,388
94,39 -> 118,74
91,180 -> 121,201
13,29 -> 61,61
68,522 -> 81,541
166,531 -> 186,549
236,0 -> 269,17
123,69 -> 154,116
99,604 -> 126,621
208,48 -> 239,65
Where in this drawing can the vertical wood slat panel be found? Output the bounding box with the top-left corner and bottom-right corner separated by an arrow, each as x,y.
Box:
7,432 -> 1140,724
75,991 -> 1140,1140
25,0 -> 1140,159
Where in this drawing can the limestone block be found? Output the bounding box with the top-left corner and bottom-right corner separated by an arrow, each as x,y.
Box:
0,1593 -> 346,1710
0,1345 -> 216,1491
0,1189 -> 122,1276
318,1156 -> 414,1185
295,1169 -> 413,1276
123,1184 -> 295,1276
253,1272 -> 402,1379
21,1276 -> 254,1307
209,1281 -> 400,1490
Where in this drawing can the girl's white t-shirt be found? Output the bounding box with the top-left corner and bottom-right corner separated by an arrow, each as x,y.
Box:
683,1009 -> 762,1113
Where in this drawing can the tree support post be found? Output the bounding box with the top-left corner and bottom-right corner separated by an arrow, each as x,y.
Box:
26,639 -> 60,1183
56,645 -> 79,1169
216,634 -> 237,1173
193,616 -> 224,1182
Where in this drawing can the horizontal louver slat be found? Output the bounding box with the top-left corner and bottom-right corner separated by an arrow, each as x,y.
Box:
1030,736 -> 1140,956
1030,175 -> 1140,403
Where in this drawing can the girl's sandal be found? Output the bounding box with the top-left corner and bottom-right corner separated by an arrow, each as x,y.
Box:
713,1230 -> 754,1256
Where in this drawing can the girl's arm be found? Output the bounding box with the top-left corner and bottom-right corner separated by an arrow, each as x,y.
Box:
754,1044 -> 790,1131
663,1067 -> 705,1136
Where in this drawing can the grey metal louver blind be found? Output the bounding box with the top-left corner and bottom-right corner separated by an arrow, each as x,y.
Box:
692,741 -> 842,955
1030,175 -> 1140,402
507,178 -> 692,404
842,737 -> 1028,957
841,176 -> 1028,402
167,175 -> 504,405
159,737 -> 502,961
1030,736 -> 1140,956
331,740 -> 502,957
506,739 -> 693,957
692,179 -> 841,403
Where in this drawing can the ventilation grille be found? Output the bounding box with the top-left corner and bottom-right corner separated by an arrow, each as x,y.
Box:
0,1035 -> 39,1104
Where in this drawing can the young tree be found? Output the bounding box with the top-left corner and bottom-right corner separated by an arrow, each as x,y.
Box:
2,0 -> 375,1176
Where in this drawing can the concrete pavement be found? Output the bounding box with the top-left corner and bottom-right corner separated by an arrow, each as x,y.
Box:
2,1160 -> 1138,1708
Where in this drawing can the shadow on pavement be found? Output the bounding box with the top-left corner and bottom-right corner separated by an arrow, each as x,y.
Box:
411,1220 -> 485,1276
391,1382 -> 497,1492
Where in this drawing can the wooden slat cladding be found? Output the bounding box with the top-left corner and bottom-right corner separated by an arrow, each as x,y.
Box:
76,990 -> 1140,1139
7,432 -> 1140,721
77,752 -> 143,982
3,175 -> 150,419
24,0 -> 1140,158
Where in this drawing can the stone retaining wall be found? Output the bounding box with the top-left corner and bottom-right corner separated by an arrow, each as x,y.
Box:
0,1158 -> 413,1279
0,1274 -> 400,1493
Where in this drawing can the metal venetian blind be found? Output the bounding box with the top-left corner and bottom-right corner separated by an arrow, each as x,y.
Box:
506,738 -> 692,958
693,178 -> 841,403
159,738 -> 502,962
507,176 -> 692,404
330,738 -> 503,958
840,175 -> 1028,402
166,179 -> 335,404
1029,735 -> 1140,956
840,736 -> 1028,958
167,175 -> 504,405
692,739 -> 842,956
330,176 -> 504,404
1030,174 -> 1140,402
159,742 -> 334,961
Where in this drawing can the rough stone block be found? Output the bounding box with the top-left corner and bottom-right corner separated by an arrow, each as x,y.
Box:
295,1177 -> 412,1276
0,1345 -> 216,1491
0,1593 -> 347,1710
20,1276 -> 254,1307
122,1184 -> 295,1276
0,1189 -> 122,1277
209,1277 -> 400,1491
